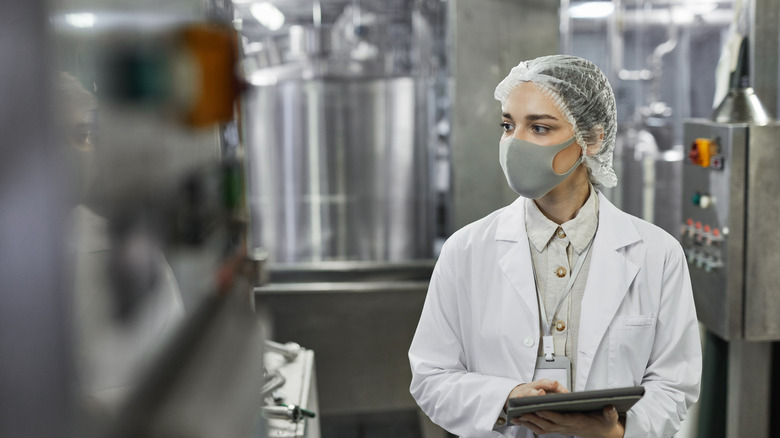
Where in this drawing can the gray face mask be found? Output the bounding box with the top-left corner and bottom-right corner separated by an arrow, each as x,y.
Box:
499,136 -> 582,199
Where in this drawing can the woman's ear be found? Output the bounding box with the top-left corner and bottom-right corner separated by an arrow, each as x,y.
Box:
585,125 -> 605,156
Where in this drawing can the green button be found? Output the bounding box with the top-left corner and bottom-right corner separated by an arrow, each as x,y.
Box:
692,192 -> 701,205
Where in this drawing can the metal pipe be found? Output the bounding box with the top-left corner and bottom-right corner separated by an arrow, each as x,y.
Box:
261,369 -> 287,396
649,9 -> 678,104
749,0 -> 779,117
261,404 -> 316,422
265,340 -> 302,362
559,0 -> 571,54
608,0 -> 623,86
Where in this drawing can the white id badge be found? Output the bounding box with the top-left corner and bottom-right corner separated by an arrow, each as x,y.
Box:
532,356 -> 572,391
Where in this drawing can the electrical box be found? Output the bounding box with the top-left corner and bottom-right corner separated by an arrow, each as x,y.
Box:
682,119 -> 780,341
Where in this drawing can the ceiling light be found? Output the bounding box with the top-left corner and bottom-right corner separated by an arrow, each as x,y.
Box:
569,2 -> 615,19
250,3 -> 285,31
64,13 -> 96,28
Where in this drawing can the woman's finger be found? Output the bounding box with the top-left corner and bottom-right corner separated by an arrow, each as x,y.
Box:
524,423 -> 547,435
536,410 -> 568,424
523,421 -> 545,435
522,413 -> 558,431
603,405 -> 618,424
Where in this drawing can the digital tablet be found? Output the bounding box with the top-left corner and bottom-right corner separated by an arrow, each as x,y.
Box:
506,386 -> 644,418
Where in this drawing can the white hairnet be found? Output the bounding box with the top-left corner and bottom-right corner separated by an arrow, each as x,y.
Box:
494,55 -> 618,188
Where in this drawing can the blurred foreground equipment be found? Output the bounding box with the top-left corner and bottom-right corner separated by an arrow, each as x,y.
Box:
108,283 -> 267,438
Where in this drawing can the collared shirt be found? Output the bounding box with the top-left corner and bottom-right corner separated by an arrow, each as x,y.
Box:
525,185 -> 599,388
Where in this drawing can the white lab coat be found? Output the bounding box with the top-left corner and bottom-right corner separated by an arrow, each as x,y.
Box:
409,192 -> 701,438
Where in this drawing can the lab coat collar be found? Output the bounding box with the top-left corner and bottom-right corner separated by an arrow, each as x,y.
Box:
495,196 -> 528,243
495,189 -> 607,245
495,190 -> 642,253
592,191 -> 642,252
498,190 -> 642,246
496,196 -> 540,329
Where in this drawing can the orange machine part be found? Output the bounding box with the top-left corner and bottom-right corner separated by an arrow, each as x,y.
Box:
690,138 -> 718,167
180,24 -> 240,127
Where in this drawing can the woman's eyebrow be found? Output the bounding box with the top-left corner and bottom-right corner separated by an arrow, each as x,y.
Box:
502,113 -> 514,121
525,113 -> 559,122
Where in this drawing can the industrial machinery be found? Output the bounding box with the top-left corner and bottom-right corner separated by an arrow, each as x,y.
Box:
681,31 -> 780,437
236,1 -> 449,435
237,0 -> 448,263
681,118 -> 780,341
681,118 -> 780,438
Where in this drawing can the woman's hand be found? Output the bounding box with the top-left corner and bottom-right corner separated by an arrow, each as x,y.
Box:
504,379 -> 569,411
514,405 -> 625,438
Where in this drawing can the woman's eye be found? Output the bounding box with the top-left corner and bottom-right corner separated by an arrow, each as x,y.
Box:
531,125 -> 550,134
500,122 -> 514,132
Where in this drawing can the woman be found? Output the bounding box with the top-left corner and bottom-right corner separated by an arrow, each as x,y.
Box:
409,55 -> 701,437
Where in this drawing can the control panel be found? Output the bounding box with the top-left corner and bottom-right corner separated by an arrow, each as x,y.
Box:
683,120 -> 780,341
681,120 -> 746,341
681,134 -> 727,273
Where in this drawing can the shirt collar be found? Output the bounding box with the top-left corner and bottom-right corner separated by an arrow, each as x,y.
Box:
524,184 -> 600,254
525,199 -> 560,253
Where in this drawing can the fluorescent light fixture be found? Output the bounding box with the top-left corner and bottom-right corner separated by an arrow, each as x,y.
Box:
671,6 -> 694,24
64,12 -> 96,28
569,1 -> 615,19
686,3 -> 718,16
250,2 -> 285,31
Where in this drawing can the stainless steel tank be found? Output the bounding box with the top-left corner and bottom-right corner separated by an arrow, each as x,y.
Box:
244,77 -> 434,263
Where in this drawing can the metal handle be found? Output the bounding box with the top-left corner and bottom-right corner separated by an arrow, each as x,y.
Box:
260,369 -> 286,396
261,404 -> 316,423
265,340 -> 301,361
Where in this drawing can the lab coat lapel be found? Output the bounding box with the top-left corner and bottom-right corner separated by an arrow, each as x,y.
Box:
576,193 -> 641,390
496,198 -> 539,322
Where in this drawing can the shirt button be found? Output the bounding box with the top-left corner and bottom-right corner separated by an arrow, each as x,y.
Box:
557,228 -> 566,239
496,417 -> 507,426
555,321 -> 566,332
523,337 -> 534,347
555,266 -> 567,278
